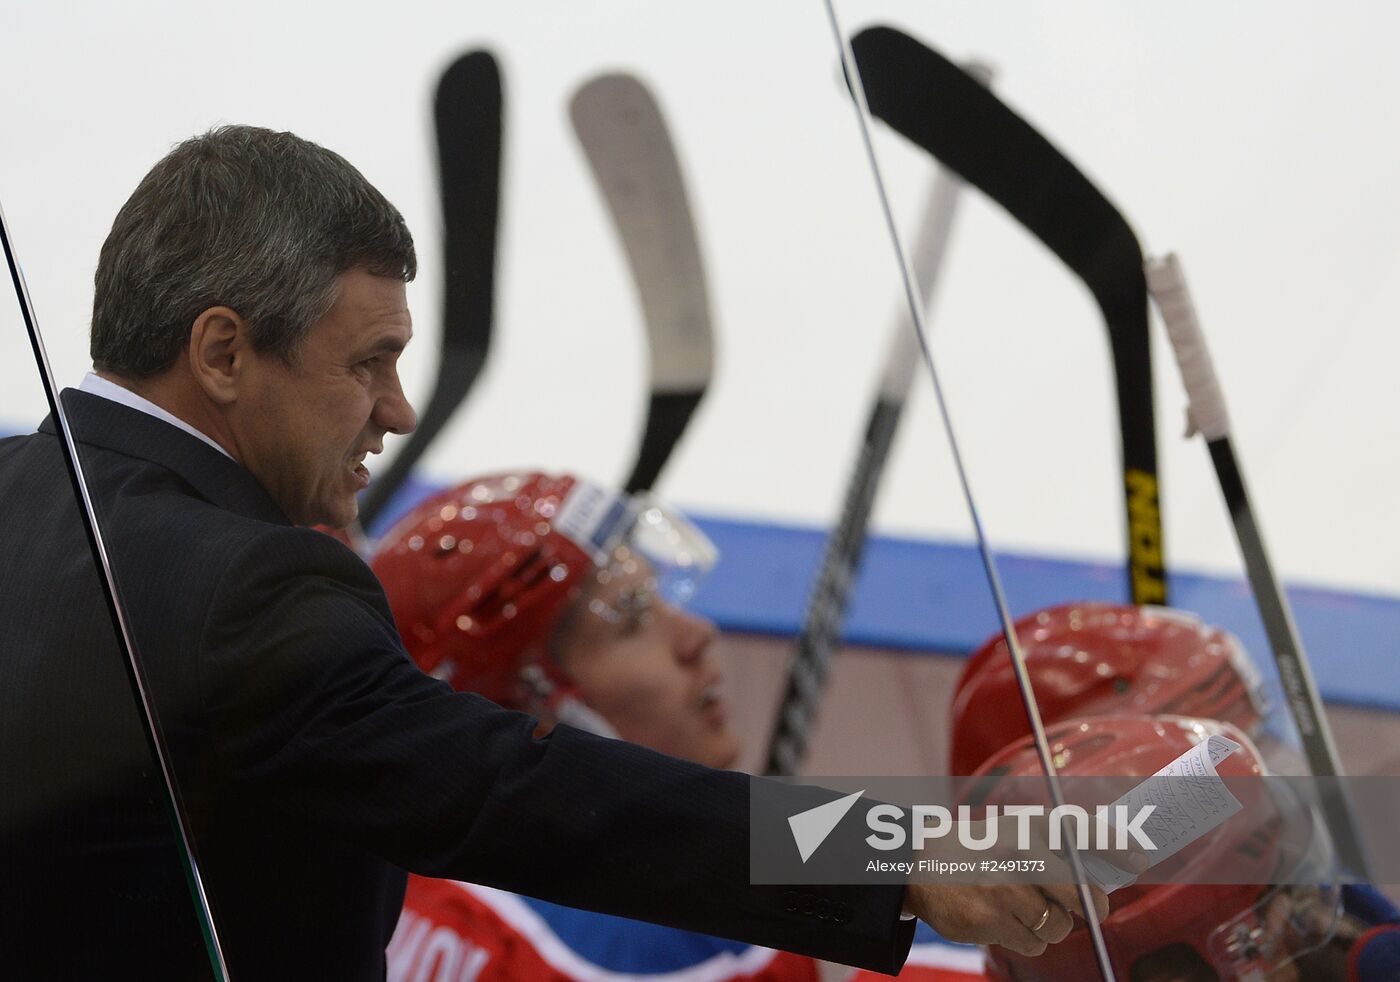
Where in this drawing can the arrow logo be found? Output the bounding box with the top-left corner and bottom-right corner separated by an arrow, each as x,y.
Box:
788,790 -> 864,863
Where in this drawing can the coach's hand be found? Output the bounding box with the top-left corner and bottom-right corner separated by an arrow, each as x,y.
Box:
903,881 -> 1109,957
898,811 -> 1137,956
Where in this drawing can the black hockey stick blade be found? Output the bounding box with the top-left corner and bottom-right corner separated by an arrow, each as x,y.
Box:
764,149 -> 978,776
851,25 -> 1166,608
358,49 -> 502,530
570,73 -> 715,495
1145,254 -> 1371,878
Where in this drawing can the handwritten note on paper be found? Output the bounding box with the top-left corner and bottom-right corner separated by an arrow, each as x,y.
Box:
1082,734 -> 1244,893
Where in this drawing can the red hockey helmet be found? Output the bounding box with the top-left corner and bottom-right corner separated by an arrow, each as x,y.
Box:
370,472 -> 715,709
974,715 -> 1338,982
949,603 -> 1266,775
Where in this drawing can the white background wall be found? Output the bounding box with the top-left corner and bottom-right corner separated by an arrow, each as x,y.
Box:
3,1 -> 1397,601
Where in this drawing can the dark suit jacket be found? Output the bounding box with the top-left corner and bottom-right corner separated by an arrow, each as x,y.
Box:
0,390 -> 914,980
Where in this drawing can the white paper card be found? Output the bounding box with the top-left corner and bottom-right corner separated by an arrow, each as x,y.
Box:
1082,734 -> 1244,893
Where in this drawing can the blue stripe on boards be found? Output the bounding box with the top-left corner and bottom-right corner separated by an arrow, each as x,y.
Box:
4,421 -> 1387,716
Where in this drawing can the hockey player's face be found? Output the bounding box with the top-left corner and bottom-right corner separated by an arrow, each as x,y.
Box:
237,270 -> 416,527
555,560 -> 740,769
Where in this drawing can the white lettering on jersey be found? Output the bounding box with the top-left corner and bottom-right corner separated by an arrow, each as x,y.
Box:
387,910 -> 491,982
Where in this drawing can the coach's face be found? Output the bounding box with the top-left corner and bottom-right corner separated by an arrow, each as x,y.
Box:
236,269 -> 416,528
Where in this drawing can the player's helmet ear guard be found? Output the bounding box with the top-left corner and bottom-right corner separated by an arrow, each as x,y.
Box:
973,715 -> 1339,982
370,472 -> 715,710
950,603 -> 1267,776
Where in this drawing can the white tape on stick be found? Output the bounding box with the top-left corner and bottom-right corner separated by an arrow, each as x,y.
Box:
1145,253 -> 1232,441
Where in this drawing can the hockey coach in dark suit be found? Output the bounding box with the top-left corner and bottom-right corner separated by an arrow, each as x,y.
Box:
0,125 -> 1103,979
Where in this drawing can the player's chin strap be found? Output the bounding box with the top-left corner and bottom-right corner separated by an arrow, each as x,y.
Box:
518,665 -> 622,740
817,4 -> 1117,979
0,198 -> 232,979
554,697 -> 622,740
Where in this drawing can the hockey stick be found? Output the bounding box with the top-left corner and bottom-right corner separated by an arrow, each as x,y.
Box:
851,25 -> 1166,608
1145,254 -> 1371,878
358,49 -> 502,531
824,10 -> 1117,977
763,67 -> 991,778
1,200 -> 231,978
569,73 -> 715,494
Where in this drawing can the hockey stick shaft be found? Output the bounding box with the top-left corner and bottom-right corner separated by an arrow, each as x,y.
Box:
851,26 -> 1165,608
1145,253 -> 1370,876
764,67 -> 988,778
825,12 -> 1117,977
625,393 -> 703,494
1,200 -> 231,978
570,73 -> 716,495
358,50 -> 502,531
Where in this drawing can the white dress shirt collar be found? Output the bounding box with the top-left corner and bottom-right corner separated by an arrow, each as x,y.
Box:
79,372 -> 233,460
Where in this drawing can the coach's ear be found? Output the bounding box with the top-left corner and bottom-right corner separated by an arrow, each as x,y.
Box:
187,306 -> 251,405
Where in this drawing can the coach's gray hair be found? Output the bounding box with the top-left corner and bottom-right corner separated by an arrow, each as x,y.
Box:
90,125 -> 417,379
